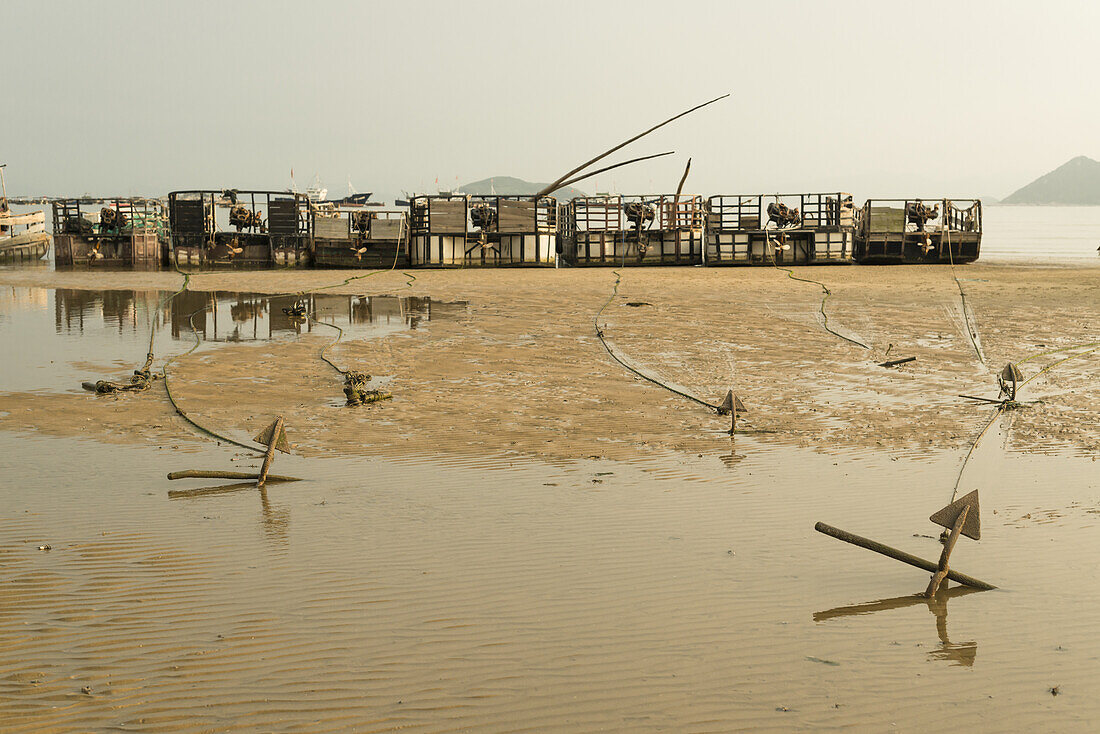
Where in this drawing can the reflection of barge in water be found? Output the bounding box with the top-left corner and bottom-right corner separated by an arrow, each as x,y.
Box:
312,207 -> 409,268
561,194 -> 704,266
53,198 -> 168,268
163,291 -> 467,342
409,194 -> 558,267
168,190 -> 312,268
705,193 -> 855,265
853,199 -> 982,264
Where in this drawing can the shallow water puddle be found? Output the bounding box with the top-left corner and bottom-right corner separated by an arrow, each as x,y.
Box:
0,286 -> 466,393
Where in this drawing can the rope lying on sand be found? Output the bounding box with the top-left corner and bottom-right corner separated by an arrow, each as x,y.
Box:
594,268 -> 723,412
761,226 -> 874,351
944,226 -> 986,364
162,304 -> 257,451
948,340 -> 1099,503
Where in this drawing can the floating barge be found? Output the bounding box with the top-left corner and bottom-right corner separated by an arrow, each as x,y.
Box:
705,193 -> 855,265
312,206 -> 409,268
853,199 -> 982,264
409,195 -> 558,267
52,198 -> 167,268
562,195 -> 704,266
168,190 -> 311,268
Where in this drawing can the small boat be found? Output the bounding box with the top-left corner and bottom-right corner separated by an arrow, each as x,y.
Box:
0,164 -> 51,264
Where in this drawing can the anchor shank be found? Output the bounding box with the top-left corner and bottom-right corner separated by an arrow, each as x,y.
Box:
814,522 -> 995,590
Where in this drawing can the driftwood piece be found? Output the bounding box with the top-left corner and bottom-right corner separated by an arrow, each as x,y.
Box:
814,522 -> 995,590
878,357 -> 916,368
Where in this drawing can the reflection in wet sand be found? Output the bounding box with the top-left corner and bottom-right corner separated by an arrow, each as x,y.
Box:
45,287 -> 467,344
168,480 -> 291,548
814,585 -> 982,667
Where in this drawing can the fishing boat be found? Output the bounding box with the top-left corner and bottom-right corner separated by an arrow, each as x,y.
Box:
705,193 -> 855,265
853,199 -> 982,264
0,165 -> 51,264
408,194 -> 559,267
52,197 -> 168,268
562,194 -> 704,266
168,190 -> 312,268
312,206 -> 409,268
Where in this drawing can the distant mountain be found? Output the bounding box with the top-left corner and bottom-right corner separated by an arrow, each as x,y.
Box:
1002,156 -> 1100,205
457,176 -> 587,201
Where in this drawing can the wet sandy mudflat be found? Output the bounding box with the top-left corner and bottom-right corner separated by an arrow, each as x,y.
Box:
1,263 -> 1099,731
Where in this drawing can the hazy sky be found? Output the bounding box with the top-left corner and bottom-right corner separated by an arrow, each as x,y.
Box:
4,0 -> 1097,201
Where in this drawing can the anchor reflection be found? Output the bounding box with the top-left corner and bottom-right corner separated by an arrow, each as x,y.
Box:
167,479 -> 293,547
814,585 -> 981,667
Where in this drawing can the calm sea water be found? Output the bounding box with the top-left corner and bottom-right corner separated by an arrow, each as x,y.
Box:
7,202 -> 1100,265
981,205 -> 1100,263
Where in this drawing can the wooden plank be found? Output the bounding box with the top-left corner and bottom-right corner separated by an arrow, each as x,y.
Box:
0,211 -> 46,226
0,231 -> 51,249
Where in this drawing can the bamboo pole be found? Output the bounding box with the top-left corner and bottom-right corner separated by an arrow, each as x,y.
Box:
555,151 -> 675,191
534,94 -> 729,198
814,522 -> 995,590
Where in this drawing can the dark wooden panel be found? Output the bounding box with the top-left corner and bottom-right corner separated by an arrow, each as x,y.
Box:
267,199 -> 299,234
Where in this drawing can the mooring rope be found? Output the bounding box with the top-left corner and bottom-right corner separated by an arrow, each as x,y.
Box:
83,269 -> 193,394
161,304 -> 257,451
1016,342 -> 1100,387
949,404 -> 1005,502
594,268 -> 722,412
944,224 -> 986,365
948,340 -> 1098,503
761,227 -> 874,351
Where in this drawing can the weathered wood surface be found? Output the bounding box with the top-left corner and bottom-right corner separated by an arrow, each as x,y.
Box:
0,211 -> 46,226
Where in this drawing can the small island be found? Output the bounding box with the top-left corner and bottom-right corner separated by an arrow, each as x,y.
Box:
1002,155 -> 1100,205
